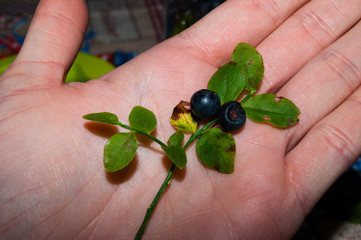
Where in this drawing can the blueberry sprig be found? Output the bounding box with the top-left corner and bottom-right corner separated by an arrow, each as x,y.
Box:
83,43 -> 300,239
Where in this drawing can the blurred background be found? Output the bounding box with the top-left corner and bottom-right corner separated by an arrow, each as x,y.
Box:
0,0 -> 225,68
1,0 -> 361,239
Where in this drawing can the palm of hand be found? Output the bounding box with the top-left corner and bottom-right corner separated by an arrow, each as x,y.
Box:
1,43 -> 292,240
1,0 -> 361,239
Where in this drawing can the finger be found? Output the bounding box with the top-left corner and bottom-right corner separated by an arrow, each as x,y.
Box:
257,0 -> 361,93
103,0 -> 309,112
2,0 -> 88,88
247,18 -> 361,179
285,86 -> 361,215
235,0 -> 361,165
108,0 -> 360,109
229,0 -> 361,172
285,20 -> 361,149
232,12 -> 361,191
276,20 -> 361,213
170,0 -> 309,66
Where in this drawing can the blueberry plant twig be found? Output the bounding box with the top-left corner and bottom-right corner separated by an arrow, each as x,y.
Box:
134,90 -> 256,239
83,42 -> 301,240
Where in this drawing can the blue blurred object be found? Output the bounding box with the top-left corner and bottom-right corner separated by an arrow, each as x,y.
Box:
351,158 -> 361,174
113,50 -> 137,67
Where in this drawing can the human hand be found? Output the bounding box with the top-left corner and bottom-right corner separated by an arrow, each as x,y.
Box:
1,0 -> 361,239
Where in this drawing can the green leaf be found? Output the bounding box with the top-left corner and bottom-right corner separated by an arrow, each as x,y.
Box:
83,112 -> 119,125
348,201 -> 361,223
104,133 -> 138,172
170,101 -> 198,133
207,62 -> 247,104
161,145 -> 187,169
129,106 -> 157,134
196,128 -> 235,174
167,131 -> 184,146
231,43 -> 264,91
243,93 -> 300,128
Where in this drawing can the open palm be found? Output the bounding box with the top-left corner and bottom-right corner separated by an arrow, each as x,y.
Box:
1,0 -> 361,239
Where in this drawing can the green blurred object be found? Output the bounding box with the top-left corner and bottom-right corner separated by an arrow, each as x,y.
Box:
0,52 -> 115,83
0,55 -> 17,75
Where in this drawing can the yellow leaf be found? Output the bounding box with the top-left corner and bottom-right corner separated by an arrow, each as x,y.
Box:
170,101 -> 198,134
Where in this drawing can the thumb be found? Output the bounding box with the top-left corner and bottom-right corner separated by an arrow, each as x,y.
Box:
2,0 -> 88,90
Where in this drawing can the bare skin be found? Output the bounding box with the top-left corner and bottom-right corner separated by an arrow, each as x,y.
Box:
1,0 -> 361,239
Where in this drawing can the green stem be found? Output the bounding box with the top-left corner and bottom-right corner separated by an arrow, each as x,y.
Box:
117,122 -> 167,148
240,90 -> 257,105
183,118 -> 217,149
134,118 -> 216,239
135,164 -> 176,240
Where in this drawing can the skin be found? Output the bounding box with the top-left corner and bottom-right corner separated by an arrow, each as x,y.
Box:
1,0 -> 361,239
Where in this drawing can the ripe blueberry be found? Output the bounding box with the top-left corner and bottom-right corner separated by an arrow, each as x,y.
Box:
218,101 -> 246,131
190,89 -> 221,120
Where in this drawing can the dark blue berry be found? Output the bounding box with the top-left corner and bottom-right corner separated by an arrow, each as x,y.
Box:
218,101 -> 246,131
190,89 -> 221,120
